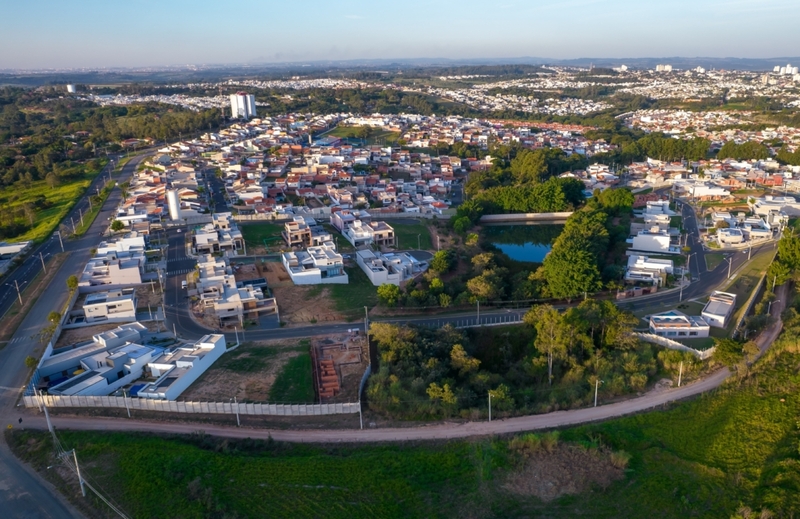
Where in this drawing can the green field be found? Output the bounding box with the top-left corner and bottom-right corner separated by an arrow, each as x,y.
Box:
0,159 -> 108,243
721,250 -> 775,332
269,352 -> 314,403
241,223 -> 284,248
329,267 -> 378,318
390,221 -> 433,251
325,125 -> 401,145
9,328 -> 800,518
73,182 -> 114,236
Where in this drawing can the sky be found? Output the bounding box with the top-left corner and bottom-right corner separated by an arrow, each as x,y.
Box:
2,0 -> 800,69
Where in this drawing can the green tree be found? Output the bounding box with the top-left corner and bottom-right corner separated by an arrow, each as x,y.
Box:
110,219 -> 125,232
524,304 -> 569,385
767,260 -> 792,288
430,250 -> 454,273
47,311 -> 61,323
450,344 -> 480,376
376,283 -> 401,307
66,274 -> 78,292
542,241 -> 602,300
24,355 -> 38,369
438,293 -> 452,308
597,188 -> 635,215
453,216 -> 472,234
713,338 -> 746,367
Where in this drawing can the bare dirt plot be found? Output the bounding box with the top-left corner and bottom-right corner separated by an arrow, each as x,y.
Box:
134,284 -> 163,309
55,323 -> 123,348
271,284 -> 343,325
180,340 -> 306,403
503,444 -> 624,502
312,334 -> 368,403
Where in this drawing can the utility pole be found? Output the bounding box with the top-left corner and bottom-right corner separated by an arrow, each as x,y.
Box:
488,392 -> 492,422
173,323 -> 177,338
417,233 -> 421,250
72,450 -> 86,497
39,252 -> 46,273
123,390 -> 131,418
70,217 -> 76,234
233,396 -> 240,427
13,280 -> 22,306
727,257 -> 732,279
56,231 -> 64,252
594,379 -> 603,407
477,300 -> 480,325
678,361 -> 683,387
364,306 -> 369,336
79,208 -> 84,228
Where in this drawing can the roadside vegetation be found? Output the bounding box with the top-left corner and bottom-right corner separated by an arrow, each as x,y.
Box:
8,305 -> 800,517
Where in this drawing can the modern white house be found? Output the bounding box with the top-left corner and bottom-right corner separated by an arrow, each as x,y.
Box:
701,291 -> 737,328
195,255 -> 276,325
356,250 -> 427,286
644,200 -> 676,216
96,233 -> 147,255
343,220 -> 395,248
629,228 -> 680,254
78,250 -> 146,290
80,288 -> 138,324
282,244 -> 349,285
649,310 -> 710,338
625,255 -> 674,286
136,334 -> 227,401
37,322 -> 150,393
717,228 -> 745,245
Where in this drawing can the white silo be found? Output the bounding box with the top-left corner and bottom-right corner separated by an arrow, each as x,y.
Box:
66,84 -> 76,93
166,189 -> 182,221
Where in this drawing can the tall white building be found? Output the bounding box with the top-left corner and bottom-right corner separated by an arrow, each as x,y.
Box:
66,84 -> 77,93
229,92 -> 256,119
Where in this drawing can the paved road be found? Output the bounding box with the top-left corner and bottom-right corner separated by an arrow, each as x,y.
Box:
0,154 -> 148,519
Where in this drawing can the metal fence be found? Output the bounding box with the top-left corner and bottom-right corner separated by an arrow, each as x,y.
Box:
23,393 -> 360,416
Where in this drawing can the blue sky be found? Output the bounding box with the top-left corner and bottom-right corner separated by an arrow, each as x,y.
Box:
2,0 -> 799,69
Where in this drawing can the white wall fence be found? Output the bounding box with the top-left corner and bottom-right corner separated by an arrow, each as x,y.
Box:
23,394 -> 360,416
480,212 -> 573,223
635,332 -> 716,360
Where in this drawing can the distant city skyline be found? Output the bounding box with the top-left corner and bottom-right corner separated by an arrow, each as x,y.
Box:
2,0 -> 800,69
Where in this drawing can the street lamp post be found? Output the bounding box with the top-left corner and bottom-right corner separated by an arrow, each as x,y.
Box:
55,230 -> 64,252
768,299 -> 781,316
417,234 -> 421,250
594,379 -> 604,407
7,280 -> 25,306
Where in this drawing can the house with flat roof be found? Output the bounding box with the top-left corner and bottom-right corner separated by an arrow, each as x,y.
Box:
717,227 -> 745,245
195,255 -> 276,325
136,334 -> 226,401
37,322 -> 148,388
282,244 -> 348,285
356,249 -> 427,286
68,288 -> 138,326
702,291 -> 736,328
649,310 -> 710,338
625,255 -> 674,286
78,250 -> 146,290
629,228 -> 680,254
282,216 -> 313,247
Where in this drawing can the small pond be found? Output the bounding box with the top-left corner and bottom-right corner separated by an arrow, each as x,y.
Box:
483,223 -> 564,263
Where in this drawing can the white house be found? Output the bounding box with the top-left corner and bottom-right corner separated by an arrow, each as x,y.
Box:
701,291 -> 736,328
282,244 -> 349,285
80,288 -> 138,324
649,310 -> 710,338
356,250 -> 427,286
717,228 -> 745,245
629,228 -> 680,254
78,250 -> 146,290
136,334 -> 227,400
625,255 -> 674,286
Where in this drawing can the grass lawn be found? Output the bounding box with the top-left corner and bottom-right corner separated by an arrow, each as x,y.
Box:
241,223 -> 284,247
721,250 -> 774,333
269,352 -> 314,403
669,215 -> 682,230
325,125 -> 401,145
0,159 -> 108,243
9,330 -> 800,518
705,252 -> 725,271
329,266 -> 378,319
676,336 -> 715,351
390,221 -> 433,251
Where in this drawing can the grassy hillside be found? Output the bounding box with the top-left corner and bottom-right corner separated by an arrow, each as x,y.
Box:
8,307 -> 800,518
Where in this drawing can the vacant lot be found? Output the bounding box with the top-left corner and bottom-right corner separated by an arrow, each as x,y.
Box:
181,340 -> 313,403
390,221 -> 433,251
241,222 -> 285,253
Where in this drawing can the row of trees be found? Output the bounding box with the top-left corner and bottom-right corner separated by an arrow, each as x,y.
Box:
366,300 -> 699,419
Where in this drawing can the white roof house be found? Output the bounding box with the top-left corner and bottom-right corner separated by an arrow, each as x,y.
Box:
356,250 -> 428,286
136,334 -> 227,401
629,228 -> 680,254
649,310 -> 710,338
282,244 -> 349,285
701,291 -> 736,328
78,288 -> 138,325
625,255 -> 674,286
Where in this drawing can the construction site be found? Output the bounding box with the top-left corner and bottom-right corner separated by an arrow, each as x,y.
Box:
311,333 -> 369,403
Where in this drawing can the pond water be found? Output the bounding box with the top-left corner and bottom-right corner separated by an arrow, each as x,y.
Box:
483,223 -> 564,263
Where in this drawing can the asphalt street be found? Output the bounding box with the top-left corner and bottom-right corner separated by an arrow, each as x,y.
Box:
0,153 -> 148,519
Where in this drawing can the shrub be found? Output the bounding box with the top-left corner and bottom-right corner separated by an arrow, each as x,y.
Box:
609,450 -> 632,469
541,431 -> 560,453
508,433 -> 542,458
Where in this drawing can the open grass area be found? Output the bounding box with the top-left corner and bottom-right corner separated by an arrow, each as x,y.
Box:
0,159 -> 108,243
329,266 -> 378,319
269,352 -> 314,403
705,252 -> 725,271
721,250 -> 775,333
9,330 -> 800,518
325,125 -> 401,145
390,221 -> 433,251
73,183 -> 114,237
241,223 -> 284,248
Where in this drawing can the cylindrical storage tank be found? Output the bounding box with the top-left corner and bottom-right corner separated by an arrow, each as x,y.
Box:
167,190 -> 181,221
